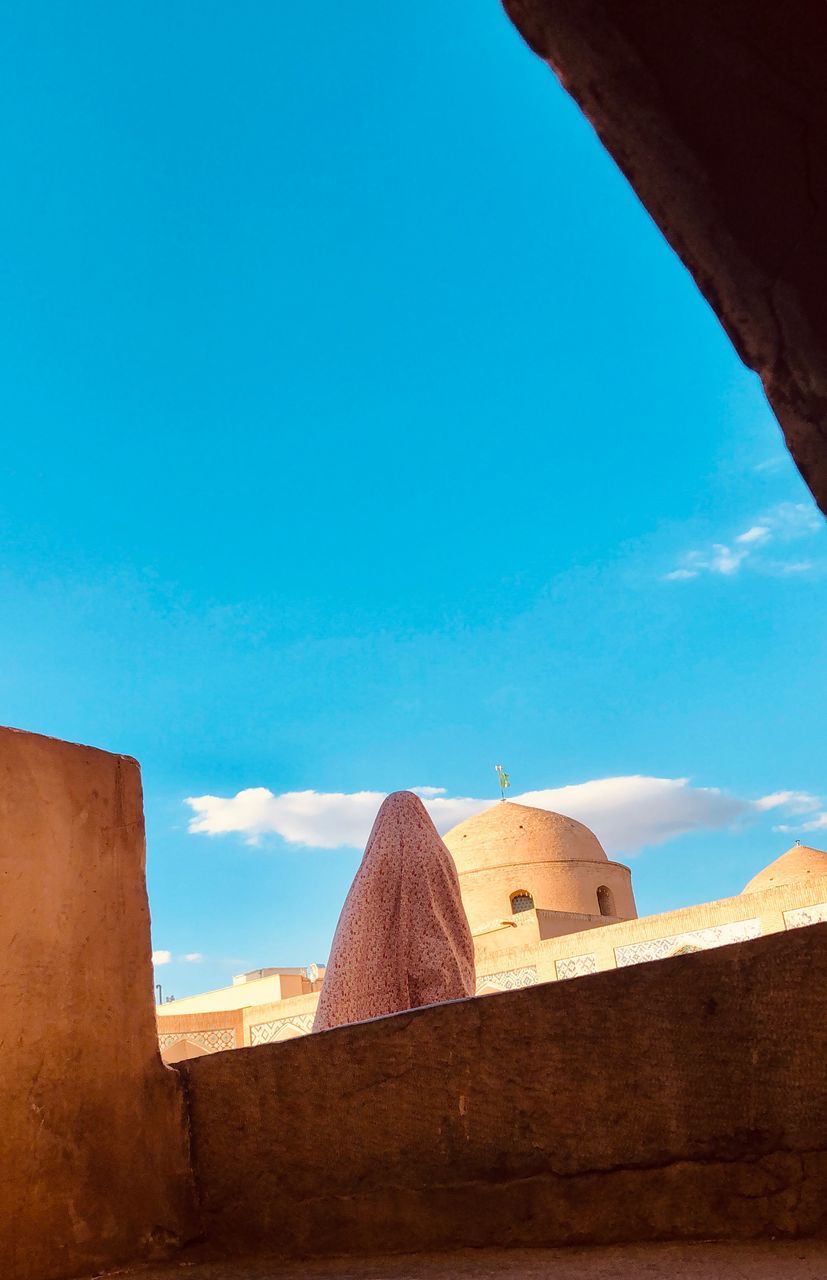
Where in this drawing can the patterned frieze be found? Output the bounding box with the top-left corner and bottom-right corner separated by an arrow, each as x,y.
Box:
615,919 -> 761,968
249,1013 -> 316,1045
475,966 -> 538,994
784,901 -> 827,929
157,1027 -> 235,1054
555,953 -> 597,980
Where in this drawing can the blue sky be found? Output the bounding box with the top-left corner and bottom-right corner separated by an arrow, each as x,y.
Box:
2,2 -> 825,999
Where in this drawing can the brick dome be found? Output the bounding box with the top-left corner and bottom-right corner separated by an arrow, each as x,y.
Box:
743,844 -> 827,894
443,801 -> 609,874
442,801 -> 635,933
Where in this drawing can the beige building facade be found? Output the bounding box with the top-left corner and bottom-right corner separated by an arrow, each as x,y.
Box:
156,801 -> 827,1061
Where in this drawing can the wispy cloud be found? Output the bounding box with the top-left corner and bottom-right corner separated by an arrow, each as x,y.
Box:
754,790 -> 821,815
152,948 -> 205,965
773,811 -> 827,835
185,776 -> 820,858
796,814 -> 827,832
767,502 -> 822,539
663,568 -> 698,581
754,456 -> 787,473
664,502 -> 823,581
736,525 -> 771,545
775,560 -> 814,575
756,790 -> 827,836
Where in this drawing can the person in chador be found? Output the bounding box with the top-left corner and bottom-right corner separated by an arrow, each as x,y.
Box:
312,789 -> 475,1032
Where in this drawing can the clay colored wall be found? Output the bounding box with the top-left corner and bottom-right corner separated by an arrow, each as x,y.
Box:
0,727 -> 198,1280
458,858 -> 635,931
180,925 -> 827,1258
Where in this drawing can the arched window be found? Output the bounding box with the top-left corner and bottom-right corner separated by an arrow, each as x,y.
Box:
596,885 -> 616,917
510,890 -> 534,914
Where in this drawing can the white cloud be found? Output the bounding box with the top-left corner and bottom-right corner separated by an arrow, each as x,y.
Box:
186,786 -> 491,849
182,952 -> 204,963
736,525 -> 770,545
760,790 -> 827,837
152,949 -> 172,966
755,791 -> 821,815
663,568 -> 698,581
708,544 -> 748,574
767,501 -> 822,540
776,560 -> 815,575
187,787 -> 398,849
774,812 -> 827,835
515,777 -> 746,852
185,774 -> 818,858
754,456 -> 786,473
665,501 -> 823,581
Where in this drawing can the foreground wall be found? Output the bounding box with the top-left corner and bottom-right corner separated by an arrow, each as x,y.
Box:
0,727 -> 198,1280
502,1 -> 827,514
181,925 -> 827,1257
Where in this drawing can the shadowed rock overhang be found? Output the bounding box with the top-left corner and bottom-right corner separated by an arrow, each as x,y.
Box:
502,0 -> 827,514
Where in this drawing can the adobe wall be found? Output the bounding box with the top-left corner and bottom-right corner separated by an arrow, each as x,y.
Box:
0,727 -> 198,1280
180,925 -> 827,1258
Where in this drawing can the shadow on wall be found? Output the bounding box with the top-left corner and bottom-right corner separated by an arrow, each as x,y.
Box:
176,926 -> 827,1259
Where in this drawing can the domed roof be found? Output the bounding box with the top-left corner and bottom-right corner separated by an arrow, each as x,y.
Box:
743,844 -> 827,895
443,801 -> 608,875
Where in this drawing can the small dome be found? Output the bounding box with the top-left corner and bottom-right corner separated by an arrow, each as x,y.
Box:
443,800 -> 608,874
743,844 -> 827,895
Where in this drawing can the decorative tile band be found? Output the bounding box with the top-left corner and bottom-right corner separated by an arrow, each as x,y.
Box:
555,953 -> 597,980
249,1013 -> 316,1045
784,901 -> 827,929
157,1027 -> 235,1054
476,966 -> 538,994
615,919 -> 761,968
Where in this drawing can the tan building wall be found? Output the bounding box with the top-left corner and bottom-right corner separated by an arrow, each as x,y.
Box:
156,868 -> 827,1058
473,873 -> 827,990
158,1008 -> 246,1063
157,966 -> 321,1018
153,800 -> 827,1062
457,858 -> 635,929
0,727 -> 197,1280
157,971 -> 324,1061
243,991 -> 321,1045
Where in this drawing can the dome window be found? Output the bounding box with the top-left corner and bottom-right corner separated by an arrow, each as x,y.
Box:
596,885 -> 616,917
510,890 -> 534,914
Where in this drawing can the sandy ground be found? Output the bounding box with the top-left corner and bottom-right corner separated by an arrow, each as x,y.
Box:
94,1239 -> 827,1279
